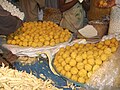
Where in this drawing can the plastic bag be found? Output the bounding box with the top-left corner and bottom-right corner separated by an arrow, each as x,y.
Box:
86,45 -> 120,90
102,33 -> 120,41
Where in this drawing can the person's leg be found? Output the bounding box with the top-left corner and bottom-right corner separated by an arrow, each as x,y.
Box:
19,0 -> 38,21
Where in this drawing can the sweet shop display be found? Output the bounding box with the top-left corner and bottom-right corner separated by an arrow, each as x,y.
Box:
7,21 -> 71,47
1,0 -> 120,89
53,38 -> 119,84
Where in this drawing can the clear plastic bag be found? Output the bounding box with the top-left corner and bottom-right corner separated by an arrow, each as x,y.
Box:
86,45 -> 120,90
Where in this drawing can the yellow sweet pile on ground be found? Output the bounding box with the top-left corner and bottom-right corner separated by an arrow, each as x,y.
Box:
7,21 -> 71,47
53,38 -> 119,84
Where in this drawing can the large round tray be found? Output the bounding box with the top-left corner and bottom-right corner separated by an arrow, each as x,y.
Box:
3,34 -> 73,57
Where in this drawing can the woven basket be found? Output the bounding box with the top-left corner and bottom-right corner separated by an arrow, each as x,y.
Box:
87,0 -> 111,21
89,20 -> 108,38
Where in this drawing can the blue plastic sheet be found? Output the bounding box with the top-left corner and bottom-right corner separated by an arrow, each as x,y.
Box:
13,59 -> 73,90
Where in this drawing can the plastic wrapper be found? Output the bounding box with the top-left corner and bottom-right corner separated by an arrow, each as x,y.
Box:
86,45 -> 120,90
102,33 -> 120,41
